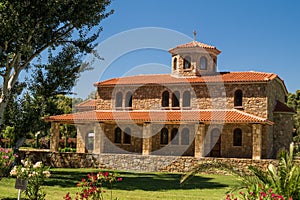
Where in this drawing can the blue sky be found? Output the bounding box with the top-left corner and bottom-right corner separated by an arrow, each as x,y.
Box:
74,0 -> 300,98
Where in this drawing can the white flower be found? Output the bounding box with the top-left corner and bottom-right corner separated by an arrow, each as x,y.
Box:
10,166 -> 18,176
33,161 -> 42,168
43,170 -> 51,178
24,161 -> 30,167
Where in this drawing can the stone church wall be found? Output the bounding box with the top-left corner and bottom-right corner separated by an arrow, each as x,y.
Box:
101,123 -> 143,154
273,112 -> 293,157
96,82 -> 269,120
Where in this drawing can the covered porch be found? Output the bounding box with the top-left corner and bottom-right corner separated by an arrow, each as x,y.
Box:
45,110 -> 273,160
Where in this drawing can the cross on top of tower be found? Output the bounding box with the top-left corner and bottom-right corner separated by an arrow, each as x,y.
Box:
193,30 -> 197,41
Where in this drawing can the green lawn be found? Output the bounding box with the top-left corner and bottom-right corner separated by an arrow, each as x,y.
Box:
0,168 -> 240,200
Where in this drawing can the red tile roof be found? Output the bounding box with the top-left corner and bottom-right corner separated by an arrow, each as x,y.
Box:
45,109 -> 273,125
169,41 -> 221,55
274,101 -> 295,113
94,72 -> 278,86
75,99 -> 96,109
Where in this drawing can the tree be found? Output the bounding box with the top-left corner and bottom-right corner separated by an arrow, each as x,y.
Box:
0,0 -> 113,128
287,90 -> 300,154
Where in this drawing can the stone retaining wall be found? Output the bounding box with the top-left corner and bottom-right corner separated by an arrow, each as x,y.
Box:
19,150 -> 286,173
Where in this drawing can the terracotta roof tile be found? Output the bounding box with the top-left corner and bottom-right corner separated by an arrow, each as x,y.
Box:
75,99 -> 96,109
169,41 -> 221,54
274,101 -> 295,113
94,72 -> 278,86
175,41 -> 218,49
45,109 -> 273,125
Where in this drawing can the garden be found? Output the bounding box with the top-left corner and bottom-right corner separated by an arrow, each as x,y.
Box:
1,143 -> 300,200
0,168 -> 239,200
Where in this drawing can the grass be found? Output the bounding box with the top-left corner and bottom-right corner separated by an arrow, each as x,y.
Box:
0,168 -> 240,200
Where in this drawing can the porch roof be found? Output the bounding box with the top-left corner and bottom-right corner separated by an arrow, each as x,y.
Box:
45,109 -> 273,125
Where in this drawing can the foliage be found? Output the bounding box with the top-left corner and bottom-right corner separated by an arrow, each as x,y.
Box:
2,93 -> 79,148
0,0 -> 113,130
225,187 -> 291,200
1,126 -> 15,147
181,144 -> 300,199
180,161 -> 243,185
10,159 -> 51,200
59,147 -> 76,153
64,171 -> 122,200
229,144 -> 300,200
0,147 -> 17,177
287,91 -> 300,154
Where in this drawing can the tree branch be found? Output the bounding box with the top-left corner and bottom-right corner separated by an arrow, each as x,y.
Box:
20,25 -> 74,70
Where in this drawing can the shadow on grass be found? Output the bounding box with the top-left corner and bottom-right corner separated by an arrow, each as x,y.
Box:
45,170 -> 229,191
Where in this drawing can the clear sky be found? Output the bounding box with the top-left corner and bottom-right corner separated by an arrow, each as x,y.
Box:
74,0 -> 300,98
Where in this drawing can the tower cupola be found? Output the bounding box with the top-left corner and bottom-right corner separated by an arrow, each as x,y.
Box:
169,40 -> 221,77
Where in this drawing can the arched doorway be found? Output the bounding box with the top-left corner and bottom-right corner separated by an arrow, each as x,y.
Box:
209,128 -> 221,157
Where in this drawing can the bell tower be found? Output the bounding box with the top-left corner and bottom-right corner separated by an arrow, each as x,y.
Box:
168,33 -> 221,77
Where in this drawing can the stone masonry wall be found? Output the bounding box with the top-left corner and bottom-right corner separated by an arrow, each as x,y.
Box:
266,79 -> 292,158
273,112 -> 293,157
20,151 -> 282,173
96,82 -> 268,118
102,123 -> 143,154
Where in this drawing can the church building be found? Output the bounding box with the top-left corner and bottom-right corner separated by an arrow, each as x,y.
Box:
46,39 -> 294,159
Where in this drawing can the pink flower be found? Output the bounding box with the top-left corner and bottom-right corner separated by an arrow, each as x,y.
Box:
117,177 -> 122,182
260,191 -> 267,197
268,188 -> 273,193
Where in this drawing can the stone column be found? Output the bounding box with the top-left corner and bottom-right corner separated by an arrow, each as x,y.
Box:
142,123 -> 152,155
194,124 -> 205,158
93,123 -> 104,154
252,124 -> 262,160
76,125 -> 88,153
50,122 -> 60,152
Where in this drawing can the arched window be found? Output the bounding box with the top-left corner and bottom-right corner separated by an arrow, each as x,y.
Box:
171,128 -> 179,145
162,91 -> 169,107
200,56 -> 207,70
183,56 -> 191,69
116,92 -> 123,108
160,128 -> 168,145
114,127 -> 122,143
172,91 -> 180,107
233,128 -> 242,146
125,92 -> 133,108
234,90 -> 243,107
123,127 -> 131,144
173,57 -> 177,71
183,91 -> 191,107
181,128 -> 190,145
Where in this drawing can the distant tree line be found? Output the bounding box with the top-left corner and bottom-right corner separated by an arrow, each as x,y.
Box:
287,90 -> 300,153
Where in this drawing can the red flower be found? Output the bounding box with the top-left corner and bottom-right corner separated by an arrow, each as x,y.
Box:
260,191 -> 267,197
